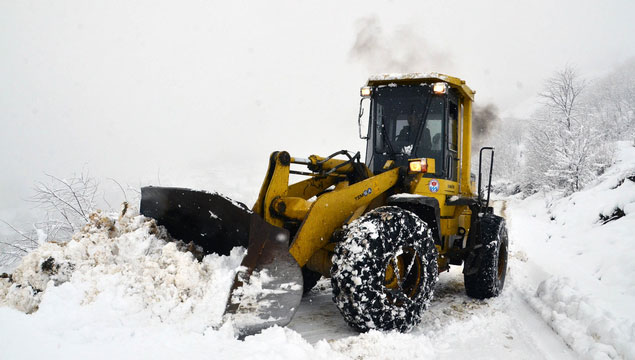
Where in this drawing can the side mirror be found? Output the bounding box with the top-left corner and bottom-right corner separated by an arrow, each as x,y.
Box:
478,147 -> 495,211
358,98 -> 370,140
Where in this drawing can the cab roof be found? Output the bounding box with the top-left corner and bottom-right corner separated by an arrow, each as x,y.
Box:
366,72 -> 475,101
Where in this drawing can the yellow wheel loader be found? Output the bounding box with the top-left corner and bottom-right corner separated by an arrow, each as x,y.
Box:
140,73 -> 509,337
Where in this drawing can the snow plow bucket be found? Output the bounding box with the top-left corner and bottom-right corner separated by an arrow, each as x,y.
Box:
140,187 -> 303,338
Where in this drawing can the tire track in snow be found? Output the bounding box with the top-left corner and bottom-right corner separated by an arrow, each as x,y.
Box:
289,268 -> 577,359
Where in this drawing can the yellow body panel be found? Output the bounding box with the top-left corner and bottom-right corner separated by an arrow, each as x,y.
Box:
272,197 -> 311,221
263,156 -> 291,228
461,97 -> 474,196
289,168 -> 400,267
408,173 -> 473,259
287,176 -> 338,199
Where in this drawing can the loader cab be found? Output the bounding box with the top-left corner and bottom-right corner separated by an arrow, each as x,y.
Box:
362,81 -> 460,181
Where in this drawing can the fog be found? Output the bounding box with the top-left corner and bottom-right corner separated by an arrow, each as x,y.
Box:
1,0 -> 634,226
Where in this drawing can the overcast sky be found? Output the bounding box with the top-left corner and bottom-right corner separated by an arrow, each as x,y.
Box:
1,0 -> 634,225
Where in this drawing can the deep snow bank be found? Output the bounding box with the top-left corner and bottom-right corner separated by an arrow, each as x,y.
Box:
507,141 -> 635,359
0,205 -> 244,332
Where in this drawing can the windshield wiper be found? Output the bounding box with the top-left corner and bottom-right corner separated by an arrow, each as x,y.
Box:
380,122 -> 408,157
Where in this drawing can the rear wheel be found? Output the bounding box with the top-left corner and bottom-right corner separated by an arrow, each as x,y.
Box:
464,214 -> 508,299
331,206 -> 438,332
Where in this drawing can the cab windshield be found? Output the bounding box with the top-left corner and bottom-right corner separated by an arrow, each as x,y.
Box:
372,85 -> 445,168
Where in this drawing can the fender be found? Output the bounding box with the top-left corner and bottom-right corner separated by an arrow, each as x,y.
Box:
387,194 -> 442,246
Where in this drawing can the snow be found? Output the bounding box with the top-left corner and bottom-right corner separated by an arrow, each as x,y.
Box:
2,143 -> 635,359
368,72 -> 449,82
506,141 -> 635,359
389,193 -> 425,200
528,277 -> 634,359
0,207 -> 245,331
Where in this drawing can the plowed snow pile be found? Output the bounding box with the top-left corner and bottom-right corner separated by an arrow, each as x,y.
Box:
0,205 -> 244,332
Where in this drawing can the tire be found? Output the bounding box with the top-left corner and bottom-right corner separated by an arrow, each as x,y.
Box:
331,206 -> 438,332
301,267 -> 322,295
464,214 -> 508,299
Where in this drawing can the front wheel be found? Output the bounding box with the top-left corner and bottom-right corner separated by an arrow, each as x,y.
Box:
331,206 -> 438,332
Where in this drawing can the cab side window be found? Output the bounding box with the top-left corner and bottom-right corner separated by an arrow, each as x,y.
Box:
423,98 -> 444,152
447,101 -> 459,182
448,102 -> 458,151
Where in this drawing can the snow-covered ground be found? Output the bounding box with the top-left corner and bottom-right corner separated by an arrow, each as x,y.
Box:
505,142 -> 635,359
1,143 -> 634,359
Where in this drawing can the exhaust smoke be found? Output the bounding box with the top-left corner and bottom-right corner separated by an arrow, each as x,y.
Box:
349,16 -> 453,73
472,103 -> 501,151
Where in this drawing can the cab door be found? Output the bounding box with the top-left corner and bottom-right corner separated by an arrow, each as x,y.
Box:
446,99 -> 459,182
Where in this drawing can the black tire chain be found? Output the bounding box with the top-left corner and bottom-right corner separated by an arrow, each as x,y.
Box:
331,206 -> 438,332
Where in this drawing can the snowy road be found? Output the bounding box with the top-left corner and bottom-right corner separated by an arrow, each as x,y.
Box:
285,199 -> 578,358
289,250 -> 576,359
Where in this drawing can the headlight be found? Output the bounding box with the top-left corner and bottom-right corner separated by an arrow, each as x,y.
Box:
433,82 -> 447,94
360,86 -> 372,98
409,158 -> 428,173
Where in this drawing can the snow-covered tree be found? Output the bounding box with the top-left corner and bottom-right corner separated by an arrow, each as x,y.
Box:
1,172 -> 131,269
585,59 -> 635,142
524,66 -> 613,194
